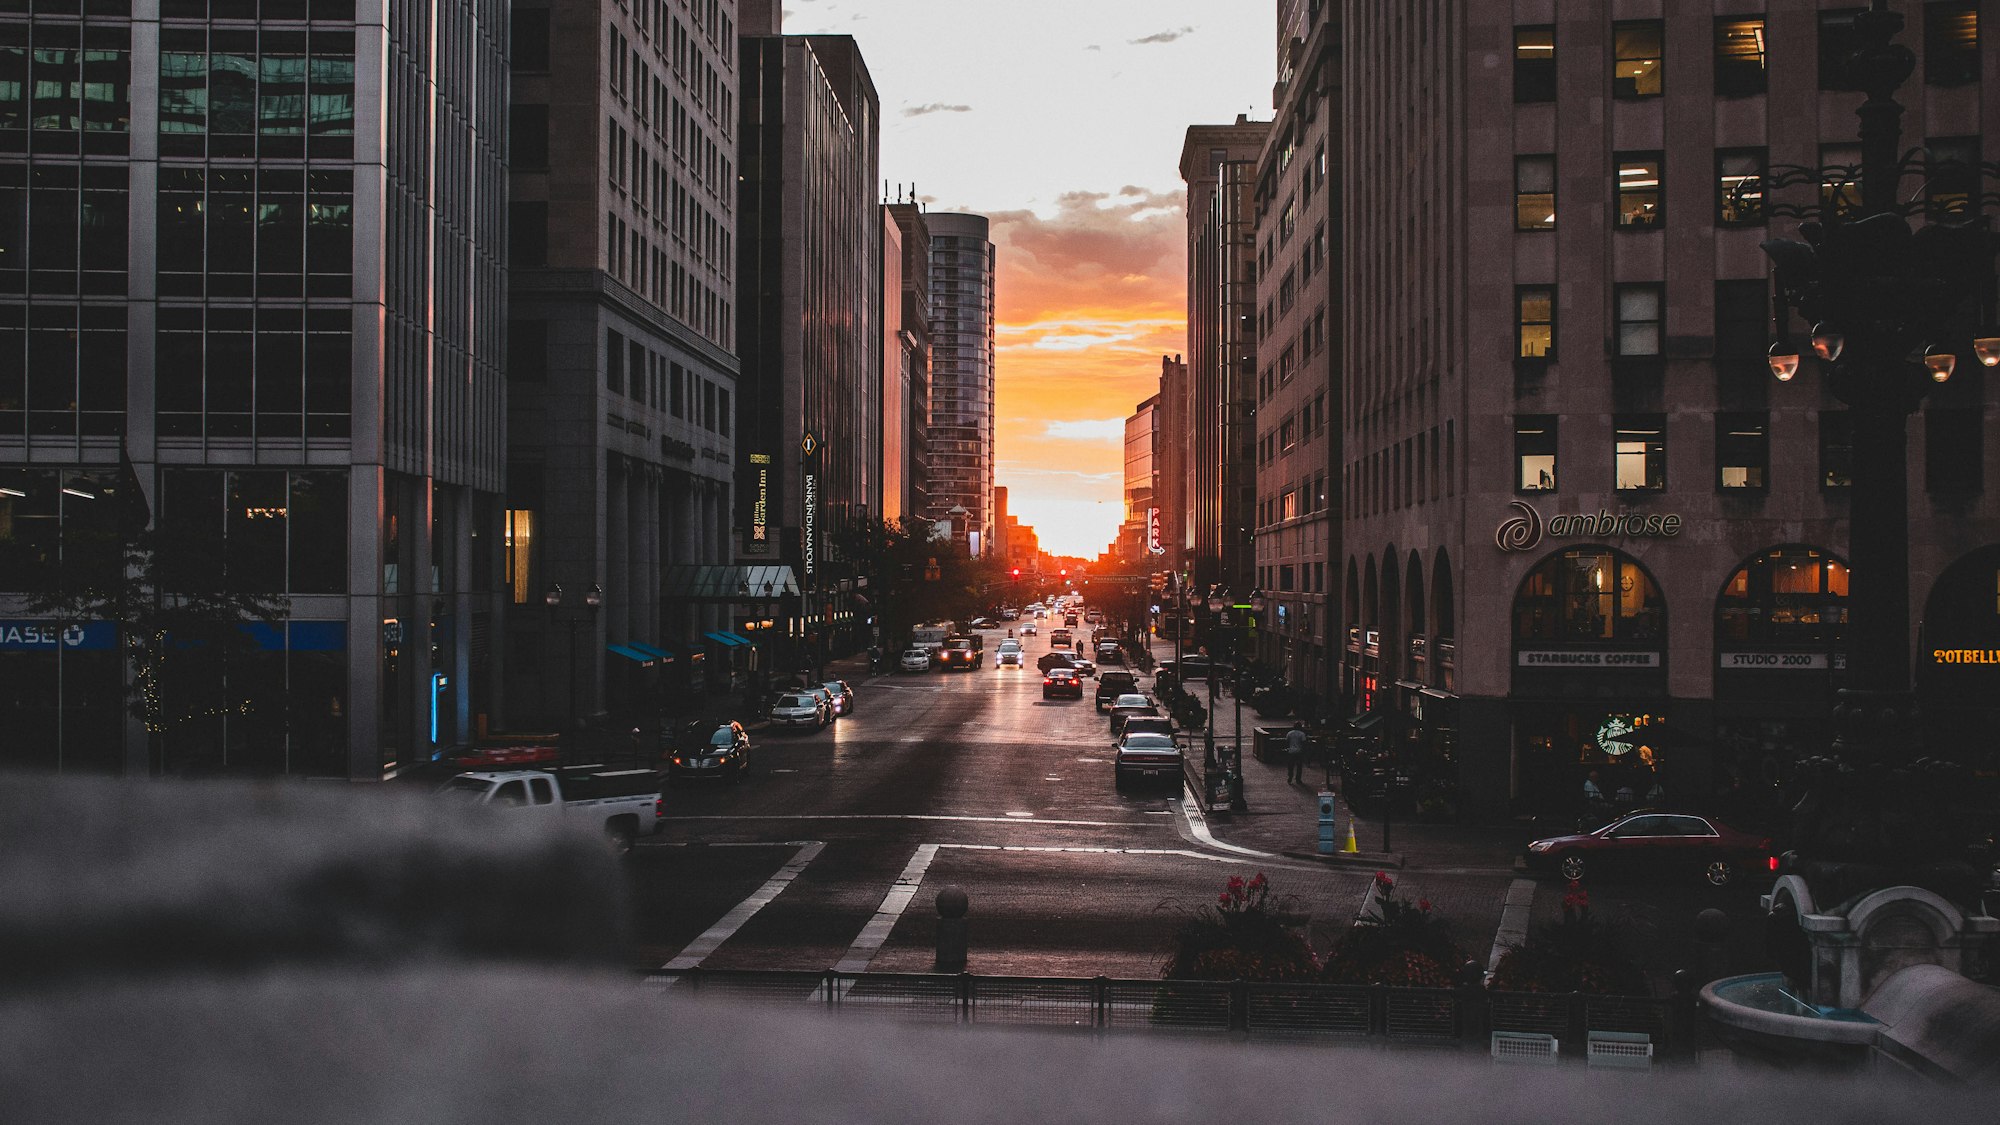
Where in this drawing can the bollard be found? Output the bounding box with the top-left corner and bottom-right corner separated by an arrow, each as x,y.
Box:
1317,790 -> 1337,854
1693,907 -> 1731,985
935,885 -> 970,973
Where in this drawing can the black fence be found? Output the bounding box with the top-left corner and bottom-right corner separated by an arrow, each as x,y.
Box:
649,968 -> 1697,1062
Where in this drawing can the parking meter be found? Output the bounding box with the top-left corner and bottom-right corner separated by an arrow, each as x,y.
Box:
1318,789 -> 1337,854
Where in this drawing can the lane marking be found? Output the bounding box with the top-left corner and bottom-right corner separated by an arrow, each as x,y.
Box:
1489,877 -> 1537,978
834,843 -> 940,974
1172,784 -> 1284,859
669,813 -> 1140,827
659,840 -> 825,971
935,842 -> 1308,866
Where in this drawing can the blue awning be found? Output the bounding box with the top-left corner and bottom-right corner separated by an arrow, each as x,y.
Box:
606,643 -> 656,666
629,642 -> 675,662
704,630 -> 746,647
719,630 -> 753,645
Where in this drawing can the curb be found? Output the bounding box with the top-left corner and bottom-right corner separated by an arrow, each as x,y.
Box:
1280,849 -> 1405,870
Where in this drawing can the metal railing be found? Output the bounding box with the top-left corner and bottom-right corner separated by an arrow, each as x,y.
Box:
648,968 -> 1695,1061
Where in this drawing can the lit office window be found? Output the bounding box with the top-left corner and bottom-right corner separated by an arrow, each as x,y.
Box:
1614,415 -> 1666,492
1613,21 -> 1663,98
1515,26 -> 1555,103
1616,155 -> 1662,228
1516,416 -> 1557,492
1517,286 -> 1554,359
1718,413 -> 1770,490
1515,155 -> 1555,230
1715,17 -> 1767,97
1717,148 -> 1766,225
1925,1 -> 1979,87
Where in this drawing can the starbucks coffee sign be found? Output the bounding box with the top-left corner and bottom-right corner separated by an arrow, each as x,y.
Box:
1495,500 -> 1683,552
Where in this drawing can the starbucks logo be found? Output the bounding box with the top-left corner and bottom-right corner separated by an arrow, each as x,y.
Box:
1495,501 -> 1543,553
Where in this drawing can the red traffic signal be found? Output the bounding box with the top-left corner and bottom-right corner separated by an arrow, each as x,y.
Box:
1010,568 -> 1020,580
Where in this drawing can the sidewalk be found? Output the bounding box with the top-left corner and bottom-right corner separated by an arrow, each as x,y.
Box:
1178,679 -> 1532,874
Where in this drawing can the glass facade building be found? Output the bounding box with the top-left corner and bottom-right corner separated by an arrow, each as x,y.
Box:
924,211 -> 993,553
0,1 -> 509,779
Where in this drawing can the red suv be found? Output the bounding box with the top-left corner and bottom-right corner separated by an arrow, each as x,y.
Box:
1526,812 -> 1772,887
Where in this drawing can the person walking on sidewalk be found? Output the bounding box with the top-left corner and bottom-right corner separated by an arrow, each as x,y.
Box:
1285,721 -> 1309,784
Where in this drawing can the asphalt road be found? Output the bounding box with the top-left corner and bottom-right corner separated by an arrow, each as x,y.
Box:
634,623 -> 1773,984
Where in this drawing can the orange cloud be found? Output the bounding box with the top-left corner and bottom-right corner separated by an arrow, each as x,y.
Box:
986,188 -> 1186,558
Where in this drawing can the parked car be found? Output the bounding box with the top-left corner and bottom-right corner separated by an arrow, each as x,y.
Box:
899,648 -> 932,673
800,684 -> 838,720
1525,811 -> 1773,887
1095,671 -> 1140,711
769,692 -> 828,731
1042,666 -> 1084,699
968,616 -> 994,630
1114,730 -> 1183,789
666,722 -> 750,783
1120,716 -> 1175,741
1108,694 -> 1162,738
820,680 -> 855,716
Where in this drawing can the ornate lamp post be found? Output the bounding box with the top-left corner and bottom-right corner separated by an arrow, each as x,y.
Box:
545,580 -> 603,732
1752,1 -> 1994,997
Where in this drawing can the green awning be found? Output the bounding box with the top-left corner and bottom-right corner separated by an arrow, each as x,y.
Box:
607,644 -> 656,666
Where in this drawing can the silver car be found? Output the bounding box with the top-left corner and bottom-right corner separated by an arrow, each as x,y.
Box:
769,692 -> 826,730
800,684 -> 837,720
899,648 -> 931,673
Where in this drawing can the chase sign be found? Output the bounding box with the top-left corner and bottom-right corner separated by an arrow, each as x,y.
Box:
0,620 -> 117,651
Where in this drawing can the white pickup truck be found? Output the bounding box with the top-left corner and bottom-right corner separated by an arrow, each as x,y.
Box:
437,766 -> 664,854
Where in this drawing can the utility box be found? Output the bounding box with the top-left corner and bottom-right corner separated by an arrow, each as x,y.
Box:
1318,790 -> 1337,854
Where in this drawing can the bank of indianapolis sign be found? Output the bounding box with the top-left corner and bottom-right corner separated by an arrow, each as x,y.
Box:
1494,500 -> 1684,553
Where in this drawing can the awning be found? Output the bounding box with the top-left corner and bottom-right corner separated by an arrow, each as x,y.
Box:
606,643 -> 656,666
704,630 -> 747,647
719,630 -> 752,645
629,643 -> 675,663
1345,711 -> 1384,732
662,564 -> 800,602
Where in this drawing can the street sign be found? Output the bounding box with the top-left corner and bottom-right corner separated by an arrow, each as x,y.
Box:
800,431 -> 820,457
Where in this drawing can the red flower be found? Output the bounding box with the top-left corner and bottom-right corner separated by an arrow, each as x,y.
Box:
1374,871 -> 1395,892
1418,899 -> 1432,913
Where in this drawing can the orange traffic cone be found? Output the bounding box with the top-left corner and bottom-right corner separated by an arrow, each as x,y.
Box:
1342,816 -> 1359,854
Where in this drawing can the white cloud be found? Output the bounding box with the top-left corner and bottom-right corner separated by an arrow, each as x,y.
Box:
1042,419 -> 1127,442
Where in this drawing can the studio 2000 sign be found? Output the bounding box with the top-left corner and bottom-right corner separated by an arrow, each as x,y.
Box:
1494,500 -> 1684,552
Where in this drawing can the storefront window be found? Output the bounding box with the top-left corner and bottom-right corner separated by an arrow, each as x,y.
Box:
1513,547 -> 1665,644
1717,546 -> 1849,645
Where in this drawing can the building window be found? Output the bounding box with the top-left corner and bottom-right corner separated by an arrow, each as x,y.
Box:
1616,154 -> 1662,228
1615,284 -> 1663,357
1925,1 -> 1979,87
1718,413 -> 1769,490
513,9 -> 552,72
606,327 -> 623,394
1516,415 -> 1557,493
1515,155 -> 1555,230
1926,137 -> 1980,217
1820,410 -> 1853,489
1715,278 -> 1773,396
1715,17 -> 1768,97
505,509 -> 536,605
509,201 -> 547,268
1718,547 -> 1849,646
507,320 -> 546,382
1613,21 -> 1664,98
1517,286 -> 1554,359
1819,8 -> 1868,91
510,104 -> 548,170
1614,414 -> 1666,492
1717,148 -> 1766,225
1515,26 -> 1556,103
1513,547 -> 1665,645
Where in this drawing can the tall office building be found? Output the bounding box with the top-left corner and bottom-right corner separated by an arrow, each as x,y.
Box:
1337,0 -> 2000,819
1155,353 -> 1188,568
505,0 -> 743,729
1121,396 -> 1157,563
886,198 -> 932,526
735,22 -> 881,661
0,1 -> 507,779
1181,119 -> 1268,595
924,211 -> 994,554
1249,0 -> 1342,714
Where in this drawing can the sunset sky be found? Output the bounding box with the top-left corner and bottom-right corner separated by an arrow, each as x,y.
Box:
778,1 -> 1276,558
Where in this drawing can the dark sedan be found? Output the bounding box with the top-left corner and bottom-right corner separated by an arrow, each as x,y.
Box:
666,723 -> 750,782
1037,651 -> 1076,673
1114,730 -> 1183,789
1107,695 -> 1162,738
1042,667 -> 1084,699
1525,811 -> 1773,887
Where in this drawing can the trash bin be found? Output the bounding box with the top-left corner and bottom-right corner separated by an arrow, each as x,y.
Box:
1252,727 -> 1288,763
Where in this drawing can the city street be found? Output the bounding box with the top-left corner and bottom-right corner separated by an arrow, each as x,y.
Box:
631,624 -> 1772,985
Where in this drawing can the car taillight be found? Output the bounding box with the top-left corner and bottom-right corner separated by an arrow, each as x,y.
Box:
1768,855 -> 1779,872
654,797 -> 664,818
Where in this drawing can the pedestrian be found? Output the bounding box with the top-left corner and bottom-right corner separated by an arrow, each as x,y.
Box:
1285,721 -> 1308,784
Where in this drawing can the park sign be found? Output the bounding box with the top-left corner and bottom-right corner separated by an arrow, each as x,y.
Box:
1146,507 -> 1162,554
1495,500 -> 1682,552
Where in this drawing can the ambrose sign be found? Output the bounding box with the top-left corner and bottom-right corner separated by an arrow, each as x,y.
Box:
1495,500 -> 1682,552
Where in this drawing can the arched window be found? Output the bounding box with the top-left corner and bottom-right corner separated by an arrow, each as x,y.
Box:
1716,546 -> 1848,645
1513,547 -> 1665,644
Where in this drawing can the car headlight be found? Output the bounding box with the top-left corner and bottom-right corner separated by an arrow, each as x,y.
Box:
1527,840 -> 1551,853
671,757 -> 687,766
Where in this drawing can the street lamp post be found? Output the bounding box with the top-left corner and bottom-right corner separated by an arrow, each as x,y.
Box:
1757,0 -> 1993,908
545,581 -> 603,733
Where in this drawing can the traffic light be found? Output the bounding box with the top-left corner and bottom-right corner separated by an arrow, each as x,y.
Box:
1010,567 -> 1020,581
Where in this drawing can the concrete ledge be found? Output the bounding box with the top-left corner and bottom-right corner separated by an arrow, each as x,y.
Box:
1281,849 -> 1405,870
